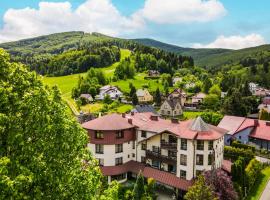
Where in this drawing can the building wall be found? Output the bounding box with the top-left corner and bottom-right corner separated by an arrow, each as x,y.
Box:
224,127 -> 253,145
159,101 -> 182,116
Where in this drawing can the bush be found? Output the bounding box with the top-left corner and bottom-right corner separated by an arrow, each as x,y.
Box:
224,146 -> 255,163
245,159 -> 263,192
200,112 -> 223,125
231,141 -> 255,152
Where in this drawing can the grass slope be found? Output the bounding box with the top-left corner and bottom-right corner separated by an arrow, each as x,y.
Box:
246,166 -> 270,200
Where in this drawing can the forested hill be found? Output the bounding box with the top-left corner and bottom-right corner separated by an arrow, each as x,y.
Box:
134,38 -> 270,68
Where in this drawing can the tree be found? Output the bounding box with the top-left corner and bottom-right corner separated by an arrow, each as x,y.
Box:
132,93 -> 139,105
203,94 -> 220,111
0,49 -> 117,199
129,83 -> 136,98
203,78 -> 212,94
204,169 -> 238,200
200,112 -> 223,125
209,84 -> 221,96
132,172 -> 146,200
263,62 -> 269,73
184,175 -> 217,200
260,108 -> 270,120
240,81 -> 252,97
103,94 -> 113,104
154,88 -> 162,106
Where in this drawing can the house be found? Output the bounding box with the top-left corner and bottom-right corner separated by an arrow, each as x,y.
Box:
95,85 -> 122,100
82,113 -> 227,198
136,89 -> 153,103
192,92 -> 206,104
254,88 -> 270,97
249,82 -> 259,94
132,105 -> 157,114
168,88 -> 187,106
148,70 -> 160,77
173,77 -> 182,85
221,92 -> 228,98
160,98 -> 183,117
218,115 -> 270,151
79,94 -> 94,102
185,82 -> 196,89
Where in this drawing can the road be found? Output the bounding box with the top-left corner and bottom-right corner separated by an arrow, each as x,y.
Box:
260,179 -> 270,200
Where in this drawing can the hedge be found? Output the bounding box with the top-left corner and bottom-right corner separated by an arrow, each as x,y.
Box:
231,141 -> 255,152
224,146 -> 255,163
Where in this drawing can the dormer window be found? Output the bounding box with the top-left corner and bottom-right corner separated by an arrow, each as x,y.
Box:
116,130 -> 124,138
95,131 -> 103,139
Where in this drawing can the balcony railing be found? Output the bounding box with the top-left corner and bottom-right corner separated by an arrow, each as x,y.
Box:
146,150 -> 177,165
161,140 -> 177,151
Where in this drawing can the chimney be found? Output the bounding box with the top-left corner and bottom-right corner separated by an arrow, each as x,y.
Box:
171,118 -> 179,124
266,121 -> 270,126
150,115 -> 158,121
122,113 -> 126,118
254,119 -> 259,127
128,118 -> 133,124
131,111 -> 134,116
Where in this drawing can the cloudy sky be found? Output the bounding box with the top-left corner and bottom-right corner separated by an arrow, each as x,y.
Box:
0,0 -> 269,49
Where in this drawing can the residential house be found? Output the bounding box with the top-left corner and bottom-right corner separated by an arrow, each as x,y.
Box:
96,85 -> 122,100
258,96 -> 270,116
159,98 -> 183,117
192,92 -> 206,104
82,113 -> 227,198
218,115 -> 270,151
254,88 -> 270,97
132,105 -> 158,114
168,88 -> 187,106
249,82 -> 259,94
148,70 -> 160,77
136,89 -> 153,103
79,93 -> 94,103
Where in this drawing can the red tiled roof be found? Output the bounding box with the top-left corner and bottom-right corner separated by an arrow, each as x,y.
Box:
218,115 -> 270,141
82,113 -> 135,131
143,167 -> 193,191
250,120 -> 270,141
263,97 -> 270,105
222,160 -> 232,173
100,160 -> 193,191
101,160 -> 145,176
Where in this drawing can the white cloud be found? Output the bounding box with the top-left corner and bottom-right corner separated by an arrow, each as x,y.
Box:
137,0 -> 226,24
193,34 -> 266,49
0,0 -> 144,43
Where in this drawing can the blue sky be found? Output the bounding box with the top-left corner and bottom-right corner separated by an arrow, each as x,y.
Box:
0,0 -> 269,49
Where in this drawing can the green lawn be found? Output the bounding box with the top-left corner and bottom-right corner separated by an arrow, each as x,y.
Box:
183,111 -> 203,119
246,167 -> 270,200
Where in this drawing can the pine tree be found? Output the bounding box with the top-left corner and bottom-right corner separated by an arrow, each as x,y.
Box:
132,172 -> 146,200
154,87 -> 162,106
132,93 -> 139,105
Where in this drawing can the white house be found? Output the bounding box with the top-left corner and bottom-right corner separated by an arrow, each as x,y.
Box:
95,85 -> 123,100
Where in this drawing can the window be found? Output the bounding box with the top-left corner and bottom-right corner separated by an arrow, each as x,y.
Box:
128,154 -> 130,158
141,142 -> 146,150
95,131 -> 103,139
98,158 -> 104,166
180,154 -> 187,166
208,154 -> 213,165
115,157 -> 123,165
208,141 -> 213,150
152,160 -> 160,168
141,131 -> 147,138
152,146 -> 159,153
181,139 -> 187,150
132,141 -> 135,149
115,144 -> 123,153
116,131 -> 124,138
161,110 -> 165,114
197,140 -> 204,150
168,150 -> 176,158
141,156 -> 146,163
239,136 -> 242,139
196,154 -> 204,165
180,170 -> 186,179
167,111 -> 171,115
95,144 -> 104,154
132,153 -> 135,158
111,173 -> 126,181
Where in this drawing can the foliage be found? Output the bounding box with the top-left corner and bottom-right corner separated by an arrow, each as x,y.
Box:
245,159 -> 263,192
204,169 -> 238,200
114,58 -> 136,80
129,83 -> 137,98
154,88 -> 162,106
209,84 -> 221,96
103,94 -> 113,104
132,93 -> 139,106
200,112 -> 223,125
202,94 -> 220,111
224,146 -> 255,163
0,49 -> 118,199
260,109 -> 270,120
184,175 -> 217,200
231,141 -> 255,152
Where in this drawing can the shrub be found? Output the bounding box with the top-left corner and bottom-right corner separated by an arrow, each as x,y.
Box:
224,146 -> 255,163
245,158 -> 263,192
231,141 -> 255,152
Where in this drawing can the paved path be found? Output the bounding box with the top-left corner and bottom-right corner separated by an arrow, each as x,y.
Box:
260,179 -> 270,200
256,156 -> 270,164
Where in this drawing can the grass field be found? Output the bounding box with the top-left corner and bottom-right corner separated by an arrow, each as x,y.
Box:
246,167 -> 270,200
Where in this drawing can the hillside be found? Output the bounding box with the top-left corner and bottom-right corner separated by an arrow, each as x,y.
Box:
1,31 -> 270,69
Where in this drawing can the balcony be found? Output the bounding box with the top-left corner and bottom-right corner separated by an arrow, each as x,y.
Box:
146,150 -> 177,165
161,140 -> 177,151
